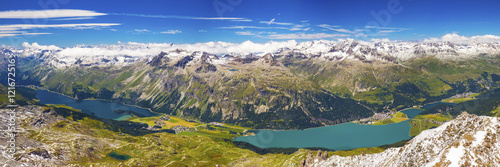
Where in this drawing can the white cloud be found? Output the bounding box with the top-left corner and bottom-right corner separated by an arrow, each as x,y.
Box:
378,30 -> 396,33
235,31 -> 256,35
0,23 -> 120,30
318,24 -> 340,28
266,33 -> 348,39
0,34 -> 17,37
109,29 -> 117,31
364,26 -> 407,33
0,23 -> 120,38
318,24 -> 353,33
111,13 -> 246,20
290,24 -> 310,31
21,32 -> 53,36
161,30 -> 182,34
22,42 -> 61,50
19,40 -> 299,58
231,19 -> 252,22
0,9 -> 105,19
134,29 -> 150,32
220,26 -> 288,30
50,16 -> 95,21
198,29 -> 207,32
300,20 -> 309,23
370,38 -> 392,43
259,20 -> 292,26
331,28 -> 352,33
424,33 -> 500,43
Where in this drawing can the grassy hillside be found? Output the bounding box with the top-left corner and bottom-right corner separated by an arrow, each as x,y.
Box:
17,57 -> 373,130
16,105 -> 401,166
7,53 -> 500,130
286,56 -> 500,112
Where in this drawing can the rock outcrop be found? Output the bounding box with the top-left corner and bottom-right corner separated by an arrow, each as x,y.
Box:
313,112 -> 500,166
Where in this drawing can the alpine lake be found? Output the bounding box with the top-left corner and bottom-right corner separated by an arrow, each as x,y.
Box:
35,89 -> 454,151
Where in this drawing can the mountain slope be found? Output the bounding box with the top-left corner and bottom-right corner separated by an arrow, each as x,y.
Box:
2,40 -> 500,129
312,112 -> 500,166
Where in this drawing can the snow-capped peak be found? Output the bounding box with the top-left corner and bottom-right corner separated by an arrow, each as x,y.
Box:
3,39 -> 500,69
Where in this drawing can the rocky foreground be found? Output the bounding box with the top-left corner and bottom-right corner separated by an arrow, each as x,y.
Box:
0,106 -> 126,166
310,112 -> 500,167
1,106 -> 500,166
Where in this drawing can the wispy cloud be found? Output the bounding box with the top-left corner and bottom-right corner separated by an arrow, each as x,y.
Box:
0,9 -> 106,19
317,24 -> 407,37
134,29 -> 150,32
235,31 -> 277,36
0,34 -> 17,37
266,33 -> 348,39
235,31 -> 256,35
364,26 -> 407,32
0,32 -> 52,38
318,24 -> 353,33
161,30 -> 182,34
259,19 -> 293,26
231,19 -> 252,22
50,16 -> 96,21
370,38 -> 392,43
220,26 -> 289,30
132,29 -> 151,34
110,13 -> 246,20
290,24 -> 310,31
0,23 -> 120,38
0,23 -> 120,30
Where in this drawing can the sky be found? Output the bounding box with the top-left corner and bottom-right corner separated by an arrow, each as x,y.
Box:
1,0 -> 500,47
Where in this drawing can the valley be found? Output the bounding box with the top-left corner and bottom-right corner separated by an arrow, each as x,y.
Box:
2,39 -> 500,166
2,1 -> 500,166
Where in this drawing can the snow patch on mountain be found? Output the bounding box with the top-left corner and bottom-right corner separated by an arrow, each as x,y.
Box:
3,36 -> 500,68
311,112 -> 500,167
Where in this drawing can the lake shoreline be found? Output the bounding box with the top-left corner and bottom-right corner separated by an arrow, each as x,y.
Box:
35,89 -> 159,120
26,85 -> 160,115
233,97 -> 460,151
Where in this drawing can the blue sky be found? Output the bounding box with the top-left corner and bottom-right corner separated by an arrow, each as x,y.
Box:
1,0 -> 499,46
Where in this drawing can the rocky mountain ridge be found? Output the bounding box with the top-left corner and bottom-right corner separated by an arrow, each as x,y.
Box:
4,39 -> 500,69
2,40 -> 500,130
311,112 -> 500,166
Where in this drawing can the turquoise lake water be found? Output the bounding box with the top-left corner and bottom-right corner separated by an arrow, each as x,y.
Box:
400,108 -> 424,118
234,120 -> 412,150
35,90 -> 158,120
234,108 -> 425,151
35,88 -> 443,151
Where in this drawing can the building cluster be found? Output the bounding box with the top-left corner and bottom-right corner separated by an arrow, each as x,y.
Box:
145,115 -> 171,130
172,125 -> 193,134
159,115 -> 170,121
355,111 -> 395,124
208,122 -> 224,126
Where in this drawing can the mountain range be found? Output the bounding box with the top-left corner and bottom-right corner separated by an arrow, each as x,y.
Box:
2,39 -> 500,129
